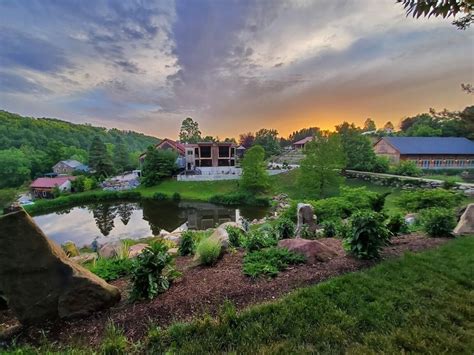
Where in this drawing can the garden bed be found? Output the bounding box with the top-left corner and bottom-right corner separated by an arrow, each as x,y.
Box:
4,233 -> 450,348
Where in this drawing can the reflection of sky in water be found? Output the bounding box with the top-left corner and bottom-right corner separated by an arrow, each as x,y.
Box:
33,205 -> 153,247
33,201 -> 269,248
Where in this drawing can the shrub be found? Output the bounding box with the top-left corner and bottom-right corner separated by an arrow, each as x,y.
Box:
243,247 -> 306,278
178,231 -> 195,256
390,160 -> 422,177
275,217 -> 296,239
225,225 -> 245,247
101,322 -> 128,355
172,192 -> 181,202
311,197 -> 352,222
153,192 -> 168,200
88,258 -> 134,281
420,207 -> 456,237
209,192 -> 270,206
321,220 -> 338,238
442,178 -> 457,190
342,211 -> 391,259
395,189 -> 463,212
241,227 -> 278,251
196,238 -> 222,266
131,242 -> 179,300
372,156 -> 390,173
385,213 -> 409,236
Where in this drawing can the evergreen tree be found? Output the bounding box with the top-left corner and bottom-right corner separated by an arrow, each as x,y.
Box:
114,137 -> 130,172
241,145 -> 269,193
89,136 -> 115,177
179,117 -> 201,143
298,132 -> 345,198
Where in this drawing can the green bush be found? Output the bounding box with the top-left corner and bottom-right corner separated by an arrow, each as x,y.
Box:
321,220 -> 339,238
101,322 -> 128,355
395,189 -> 463,212
208,192 -> 270,206
225,225 -> 245,247
172,192 -> 181,202
131,242 -> 179,300
196,238 -> 222,266
342,211 -> 391,259
275,217 -> 296,239
153,192 -> 168,200
243,247 -> 306,278
385,213 -> 409,236
88,258 -> 134,281
420,207 -> 456,237
390,160 -> 422,177
241,227 -> 278,251
178,231 -> 195,256
372,156 -> 390,173
442,178 -> 457,190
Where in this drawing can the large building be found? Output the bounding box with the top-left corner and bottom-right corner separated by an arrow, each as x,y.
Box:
373,137 -> 474,169
140,138 -> 237,172
30,176 -> 76,198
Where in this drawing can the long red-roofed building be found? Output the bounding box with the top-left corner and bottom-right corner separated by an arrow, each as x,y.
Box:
30,176 -> 76,199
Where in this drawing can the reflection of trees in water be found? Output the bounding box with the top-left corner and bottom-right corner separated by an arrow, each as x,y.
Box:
55,209 -> 71,215
141,200 -> 185,234
117,203 -> 135,225
89,204 -> 118,236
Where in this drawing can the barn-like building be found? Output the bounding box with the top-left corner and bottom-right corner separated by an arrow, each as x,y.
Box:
373,137 -> 474,169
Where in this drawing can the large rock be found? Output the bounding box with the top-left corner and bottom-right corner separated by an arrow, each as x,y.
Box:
278,238 -> 338,263
296,203 -> 318,237
208,221 -> 244,249
98,242 -> 122,259
453,203 -> 474,235
70,252 -> 98,265
128,243 -> 149,258
0,209 -> 120,324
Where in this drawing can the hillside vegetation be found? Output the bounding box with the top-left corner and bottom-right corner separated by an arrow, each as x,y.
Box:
0,110 -> 160,188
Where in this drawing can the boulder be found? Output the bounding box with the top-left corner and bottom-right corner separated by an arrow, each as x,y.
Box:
404,213 -> 417,225
0,209 -> 120,324
70,252 -> 98,265
296,203 -> 318,237
278,238 -> 338,263
168,247 -> 178,256
62,241 -> 80,257
128,243 -> 149,258
163,233 -> 182,245
98,242 -> 122,259
208,222 -> 244,250
453,203 -> 474,235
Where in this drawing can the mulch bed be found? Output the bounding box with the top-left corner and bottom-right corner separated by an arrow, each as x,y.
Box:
1,233 -> 450,348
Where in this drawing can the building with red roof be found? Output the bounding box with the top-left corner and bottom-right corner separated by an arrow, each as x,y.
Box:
30,176 -> 76,199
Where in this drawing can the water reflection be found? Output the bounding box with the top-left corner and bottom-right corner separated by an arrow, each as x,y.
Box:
33,200 -> 268,247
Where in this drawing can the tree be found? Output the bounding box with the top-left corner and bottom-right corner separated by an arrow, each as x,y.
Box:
113,137 -> 130,173
397,0 -> 473,29
240,145 -> 269,193
239,132 -> 255,148
383,121 -> 395,132
89,136 -> 115,177
287,127 -> 320,143
179,117 -> 201,143
298,132 -> 345,198
363,118 -> 377,132
336,122 -> 377,171
141,147 -> 177,187
254,128 -> 281,157
406,124 -> 442,136
0,148 -> 31,188
202,135 -> 217,143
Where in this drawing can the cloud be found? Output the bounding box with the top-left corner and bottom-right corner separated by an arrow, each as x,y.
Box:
0,71 -> 51,94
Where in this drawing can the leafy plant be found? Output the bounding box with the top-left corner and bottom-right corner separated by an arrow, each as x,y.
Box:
153,192 -> 168,200
442,178 -> 457,190
195,238 -> 222,266
88,258 -> 134,281
342,211 -> 391,259
420,207 -> 456,237
390,160 -> 422,177
131,242 -> 179,300
241,228 -> 278,251
178,231 -> 195,256
385,213 -> 409,236
275,217 -> 295,239
101,321 -> 129,355
243,247 -> 306,278
395,189 -> 463,212
225,225 -> 244,247
321,220 -> 339,238
172,192 -> 181,202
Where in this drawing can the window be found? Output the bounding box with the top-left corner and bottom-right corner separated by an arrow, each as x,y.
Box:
459,160 -> 465,167
422,160 -> 430,168
200,146 -> 211,158
187,150 -> 193,156
219,146 -> 229,157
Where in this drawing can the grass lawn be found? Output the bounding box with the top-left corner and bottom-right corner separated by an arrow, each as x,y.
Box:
136,178 -> 239,200
149,237 -> 474,353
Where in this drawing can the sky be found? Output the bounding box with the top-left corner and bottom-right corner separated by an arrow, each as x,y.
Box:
0,0 -> 473,139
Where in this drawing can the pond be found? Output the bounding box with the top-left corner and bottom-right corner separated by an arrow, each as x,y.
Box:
33,200 -> 269,248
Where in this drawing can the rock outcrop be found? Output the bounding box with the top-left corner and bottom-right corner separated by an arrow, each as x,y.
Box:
296,203 -> 318,237
453,203 -> 474,235
0,209 -> 120,324
278,238 -> 338,263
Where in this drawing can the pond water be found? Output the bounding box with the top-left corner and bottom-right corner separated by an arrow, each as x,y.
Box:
33,200 -> 269,248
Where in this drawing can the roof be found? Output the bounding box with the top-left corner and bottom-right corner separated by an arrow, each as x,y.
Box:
380,137 -> 474,155
236,145 -> 246,150
30,176 -> 76,189
156,138 -> 186,155
293,136 -> 314,145
55,160 -> 89,171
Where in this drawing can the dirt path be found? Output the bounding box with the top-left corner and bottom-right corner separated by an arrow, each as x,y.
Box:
4,234 -> 449,348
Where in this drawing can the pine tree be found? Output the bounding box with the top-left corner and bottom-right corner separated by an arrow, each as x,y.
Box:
114,137 -> 130,173
89,136 -> 115,177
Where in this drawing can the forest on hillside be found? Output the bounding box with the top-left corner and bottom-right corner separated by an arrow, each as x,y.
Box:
0,110 -> 160,188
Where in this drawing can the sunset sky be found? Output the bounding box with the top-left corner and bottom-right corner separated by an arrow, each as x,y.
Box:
1,0 -> 473,139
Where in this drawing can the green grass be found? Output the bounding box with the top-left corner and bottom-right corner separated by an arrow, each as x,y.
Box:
137,178 -> 239,200
423,174 -> 464,183
149,237 -> 474,353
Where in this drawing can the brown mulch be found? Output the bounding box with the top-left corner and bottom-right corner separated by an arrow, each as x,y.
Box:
2,233 -> 450,348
